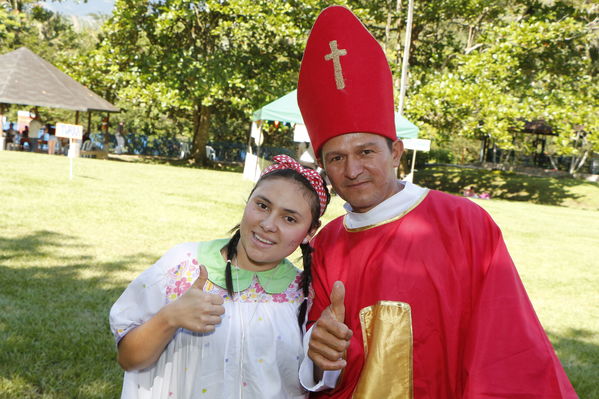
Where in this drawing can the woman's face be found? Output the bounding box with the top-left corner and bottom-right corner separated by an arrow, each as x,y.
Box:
236,177 -> 316,271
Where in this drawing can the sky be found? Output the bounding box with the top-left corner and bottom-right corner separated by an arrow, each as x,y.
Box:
41,0 -> 115,16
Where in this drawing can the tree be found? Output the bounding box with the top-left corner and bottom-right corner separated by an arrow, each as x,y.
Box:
406,2 -> 598,173
0,1 -> 102,127
92,0 -> 336,165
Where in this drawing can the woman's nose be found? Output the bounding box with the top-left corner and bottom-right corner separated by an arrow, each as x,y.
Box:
259,214 -> 277,232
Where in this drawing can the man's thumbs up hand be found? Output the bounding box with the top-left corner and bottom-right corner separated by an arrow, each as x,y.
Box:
308,281 -> 352,371
165,265 -> 225,333
329,281 -> 345,323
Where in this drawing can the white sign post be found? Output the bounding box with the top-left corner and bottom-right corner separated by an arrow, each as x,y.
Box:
401,139 -> 431,183
56,123 -> 83,180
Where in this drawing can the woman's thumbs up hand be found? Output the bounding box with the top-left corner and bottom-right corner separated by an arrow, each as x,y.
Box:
165,265 -> 225,333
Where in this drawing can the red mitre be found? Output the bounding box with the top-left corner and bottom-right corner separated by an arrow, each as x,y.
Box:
297,6 -> 396,156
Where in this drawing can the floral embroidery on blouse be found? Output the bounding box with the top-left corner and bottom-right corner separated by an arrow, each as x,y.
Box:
164,254 -> 304,304
165,254 -> 200,301
205,275 -> 304,304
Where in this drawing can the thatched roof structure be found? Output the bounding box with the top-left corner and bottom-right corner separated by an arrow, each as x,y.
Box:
0,47 -> 118,112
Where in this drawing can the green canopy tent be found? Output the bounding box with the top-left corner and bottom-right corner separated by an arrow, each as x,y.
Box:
244,90 -> 420,181
251,89 -> 419,139
252,90 -> 304,125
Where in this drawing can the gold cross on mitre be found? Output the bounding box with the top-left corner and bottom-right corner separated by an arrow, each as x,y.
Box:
324,40 -> 347,90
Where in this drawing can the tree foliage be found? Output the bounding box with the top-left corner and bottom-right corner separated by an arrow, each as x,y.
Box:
0,1 -> 106,126
88,0 -> 339,164
406,1 -> 598,173
1,0 -> 596,173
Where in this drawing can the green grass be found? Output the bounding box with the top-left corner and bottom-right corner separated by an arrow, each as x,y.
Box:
1,151 -> 597,398
416,165 -> 599,211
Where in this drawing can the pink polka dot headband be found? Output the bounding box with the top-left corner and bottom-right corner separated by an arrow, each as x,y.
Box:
261,154 -> 328,216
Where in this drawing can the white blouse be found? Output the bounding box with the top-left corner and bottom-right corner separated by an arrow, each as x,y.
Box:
110,240 -> 308,399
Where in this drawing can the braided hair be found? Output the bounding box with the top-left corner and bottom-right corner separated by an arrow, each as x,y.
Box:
224,168 -> 330,330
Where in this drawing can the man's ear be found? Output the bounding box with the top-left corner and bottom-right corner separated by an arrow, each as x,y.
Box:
391,139 -> 404,168
316,157 -> 324,169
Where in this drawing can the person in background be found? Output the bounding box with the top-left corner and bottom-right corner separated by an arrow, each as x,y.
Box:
28,109 -> 43,138
110,155 -> 330,398
12,127 -> 22,148
296,6 -> 577,399
47,125 -> 61,155
115,130 -> 126,154
3,122 -> 17,142
20,126 -> 31,151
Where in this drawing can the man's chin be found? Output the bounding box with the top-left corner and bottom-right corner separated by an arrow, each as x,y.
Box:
346,198 -> 377,213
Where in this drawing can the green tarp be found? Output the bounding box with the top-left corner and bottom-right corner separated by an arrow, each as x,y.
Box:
252,89 -> 419,139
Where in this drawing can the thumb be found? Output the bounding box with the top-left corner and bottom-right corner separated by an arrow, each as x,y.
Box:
329,281 -> 345,323
192,265 -> 209,290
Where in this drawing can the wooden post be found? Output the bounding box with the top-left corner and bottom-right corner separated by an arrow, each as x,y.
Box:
0,103 -> 6,126
0,103 -> 6,151
87,112 -> 92,137
247,122 -> 254,155
103,113 -> 110,151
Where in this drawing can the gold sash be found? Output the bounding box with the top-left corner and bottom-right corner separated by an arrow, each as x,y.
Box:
352,301 -> 413,399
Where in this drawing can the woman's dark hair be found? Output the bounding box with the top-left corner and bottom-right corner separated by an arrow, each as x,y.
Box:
224,168 -> 330,330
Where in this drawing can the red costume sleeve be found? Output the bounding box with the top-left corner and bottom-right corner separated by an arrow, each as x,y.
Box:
307,234 -> 332,330
462,231 -> 577,398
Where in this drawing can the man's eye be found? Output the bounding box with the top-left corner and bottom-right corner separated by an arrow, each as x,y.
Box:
257,202 -> 268,210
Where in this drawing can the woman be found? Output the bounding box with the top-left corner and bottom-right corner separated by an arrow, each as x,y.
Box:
110,155 -> 329,398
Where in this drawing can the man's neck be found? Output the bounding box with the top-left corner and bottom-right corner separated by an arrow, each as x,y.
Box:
343,181 -> 428,230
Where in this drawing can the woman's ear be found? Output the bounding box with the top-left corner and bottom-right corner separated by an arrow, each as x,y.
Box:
303,223 -> 320,244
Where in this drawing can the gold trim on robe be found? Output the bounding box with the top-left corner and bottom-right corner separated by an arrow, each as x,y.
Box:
352,301 -> 413,399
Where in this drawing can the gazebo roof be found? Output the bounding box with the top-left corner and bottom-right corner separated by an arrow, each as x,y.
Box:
0,47 -> 119,113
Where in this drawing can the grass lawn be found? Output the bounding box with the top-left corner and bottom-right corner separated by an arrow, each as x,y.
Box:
417,165 -> 599,211
1,151 -> 597,398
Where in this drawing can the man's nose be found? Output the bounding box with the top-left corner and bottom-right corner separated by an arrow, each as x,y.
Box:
345,156 -> 364,179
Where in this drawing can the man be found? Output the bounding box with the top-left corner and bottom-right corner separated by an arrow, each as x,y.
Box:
3,122 -> 17,140
297,6 -> 577,399
28,109 -> 43,138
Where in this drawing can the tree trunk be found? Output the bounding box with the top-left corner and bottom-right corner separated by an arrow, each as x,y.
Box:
103,113 -> 110,151
384,8 -> 392,53
393,0 -> 403,95
191,103 -> 211,165
467,26 -> 474,49
548,155 -> 559,170
568,131 -> 590,175
569,149 -> 589,175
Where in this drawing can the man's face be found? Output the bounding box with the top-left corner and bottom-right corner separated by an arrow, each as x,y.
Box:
319,133 -> 403,213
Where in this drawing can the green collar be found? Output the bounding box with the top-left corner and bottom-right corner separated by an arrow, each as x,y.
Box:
197,239 -> 298,294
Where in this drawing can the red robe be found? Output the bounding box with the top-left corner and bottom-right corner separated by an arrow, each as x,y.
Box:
309,189 -> 577,398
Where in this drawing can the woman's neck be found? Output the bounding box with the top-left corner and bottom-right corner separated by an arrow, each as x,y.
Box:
221,245 -> 279,272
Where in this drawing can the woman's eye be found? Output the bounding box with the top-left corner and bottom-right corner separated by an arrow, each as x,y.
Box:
285,216 -> 297,223
257,202 -> 267,210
